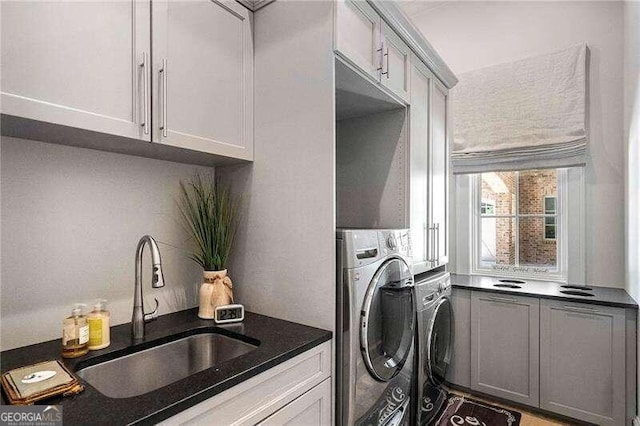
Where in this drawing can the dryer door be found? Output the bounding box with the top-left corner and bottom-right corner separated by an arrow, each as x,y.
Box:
426,297 -> 453,385
360,258 -> 415,381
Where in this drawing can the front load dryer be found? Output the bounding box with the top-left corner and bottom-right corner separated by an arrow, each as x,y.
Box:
415,271 -> 453,425
336,229 -> 416,426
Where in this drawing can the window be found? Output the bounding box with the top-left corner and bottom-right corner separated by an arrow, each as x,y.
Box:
473,169 -> 566,280
544,196 -> 557,240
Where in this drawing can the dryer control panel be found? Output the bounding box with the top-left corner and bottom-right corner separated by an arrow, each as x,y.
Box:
378,229 -> 412,259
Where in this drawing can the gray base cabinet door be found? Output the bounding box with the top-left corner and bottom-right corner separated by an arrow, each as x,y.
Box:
470,291 -> 539,406
539,299 -> 626,426
446,288 -> 471,388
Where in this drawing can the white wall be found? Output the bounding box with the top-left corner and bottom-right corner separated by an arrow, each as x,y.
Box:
219,1 -> 336,333
623,0 -> 640,418
410,1 -> 625,287
1,137 -> 209,350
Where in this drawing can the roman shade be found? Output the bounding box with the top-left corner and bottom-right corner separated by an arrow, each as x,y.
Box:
451,43 -> 588,174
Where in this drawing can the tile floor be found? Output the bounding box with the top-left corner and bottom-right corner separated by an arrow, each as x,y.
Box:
449,389 -> 579,425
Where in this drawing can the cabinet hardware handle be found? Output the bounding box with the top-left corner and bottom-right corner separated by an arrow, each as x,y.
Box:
488,296 -> 517,303
423,222 -> 428,263
431,224 -> 436,263
376,42 -> 385,74
159,58 -> 168,137
435,223 -> 440,264
384,46 -> 389,79
140,52 -> 149,135
562,305 -> 598,313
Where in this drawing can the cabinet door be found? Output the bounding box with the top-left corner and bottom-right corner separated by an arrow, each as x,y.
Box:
380,21 -> 411,103
470,291 -> 539,406
258,379 -> 332,426
429,81 -> 448,266
335,0 -> 381,81
446,288 -> 471,388
1,0 -> 151,140
540,299 -> 625,425
152,0 -> 253,160
409,60 -> 431,271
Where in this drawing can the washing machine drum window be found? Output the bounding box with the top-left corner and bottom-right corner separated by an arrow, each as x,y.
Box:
360,258 -> 415,382
426,298 -> 453,385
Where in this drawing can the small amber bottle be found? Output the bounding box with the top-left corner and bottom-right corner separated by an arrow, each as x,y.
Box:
62,303 -> 89,358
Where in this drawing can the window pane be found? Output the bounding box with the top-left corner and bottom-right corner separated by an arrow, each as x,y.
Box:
544,197 -> 556,214
480,217 -> 515,268
519,217 -> 557,269
481,172 -> 515,216
518,169 -> 557,214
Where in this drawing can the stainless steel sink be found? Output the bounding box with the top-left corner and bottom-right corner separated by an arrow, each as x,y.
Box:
76,332 -> 258,398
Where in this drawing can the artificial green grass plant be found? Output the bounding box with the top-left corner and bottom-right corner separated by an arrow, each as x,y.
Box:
178,174 -> 240,271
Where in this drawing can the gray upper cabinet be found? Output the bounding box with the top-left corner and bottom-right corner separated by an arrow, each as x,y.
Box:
409,57 -> 449,273
1,0 -> 253,163
380,21 -> 411,103
409,59 -> 431,269
1,0 -> 151,141
470,291 -> 540,407
335,0 -> 410,103
446,288 -> 471,388
429,80 -> 449,267
539,299 -> 626,426
335,0 -> 381,81
151,0 -> 254,161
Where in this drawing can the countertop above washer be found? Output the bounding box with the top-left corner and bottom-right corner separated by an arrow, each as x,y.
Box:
451,273 -> 638,309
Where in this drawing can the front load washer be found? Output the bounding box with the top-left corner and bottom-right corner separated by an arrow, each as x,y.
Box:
415,272 -> 453,425
336,229 -> 416,426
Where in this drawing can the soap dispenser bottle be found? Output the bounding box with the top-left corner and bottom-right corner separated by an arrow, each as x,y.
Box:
87,299 -> 111,350
62,303 -> 89,358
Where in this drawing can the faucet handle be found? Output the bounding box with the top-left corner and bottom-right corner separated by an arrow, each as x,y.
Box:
144,298 -> 159,323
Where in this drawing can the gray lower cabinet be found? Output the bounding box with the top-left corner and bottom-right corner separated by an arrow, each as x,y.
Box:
470,291 -> 540,406
539,299 -> 626,426
446,288 -> 471,387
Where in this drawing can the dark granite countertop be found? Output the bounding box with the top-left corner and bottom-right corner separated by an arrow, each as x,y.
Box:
451,273 -> 638,309
0,308 -> 332,425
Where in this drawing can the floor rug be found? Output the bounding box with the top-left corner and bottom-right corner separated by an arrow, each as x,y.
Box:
435,394 -> 522,426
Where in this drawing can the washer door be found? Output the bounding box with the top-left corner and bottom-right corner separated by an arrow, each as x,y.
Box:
426,297 -> 453,385
360,258 -> 415,382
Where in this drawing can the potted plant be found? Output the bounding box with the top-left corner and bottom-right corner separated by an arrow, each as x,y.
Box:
178,173 -> 240,319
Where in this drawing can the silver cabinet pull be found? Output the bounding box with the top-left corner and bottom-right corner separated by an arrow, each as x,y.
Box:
140,52 -> 149,135
376,42 -> 385,76
423,222 -> 428,262
435,223 -> 440,264
430,224 -> 436,263
159,58 -> 168,137
562,305 -> 599,314
488,296 -> 517,303
384,46 -> 389,79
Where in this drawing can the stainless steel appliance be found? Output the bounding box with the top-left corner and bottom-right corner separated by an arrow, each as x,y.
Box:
336,229 -> 416,426
415,272 -> 453,425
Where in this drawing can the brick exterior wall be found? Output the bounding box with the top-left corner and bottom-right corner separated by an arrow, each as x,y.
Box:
482,170 -> 557,266
518,170 -> 557,266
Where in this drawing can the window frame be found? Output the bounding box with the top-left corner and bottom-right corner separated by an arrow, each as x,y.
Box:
471,169 -> 568,282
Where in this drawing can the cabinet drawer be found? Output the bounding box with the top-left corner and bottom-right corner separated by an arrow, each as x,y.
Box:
162,341 -> 331,425
258,378 -> 332,426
